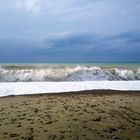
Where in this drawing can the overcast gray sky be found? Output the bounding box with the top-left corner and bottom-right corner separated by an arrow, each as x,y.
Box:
0,0 -> 140,62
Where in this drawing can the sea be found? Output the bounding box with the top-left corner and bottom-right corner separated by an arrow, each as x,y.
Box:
0,63 -> 140,96
0,63 -> 140,82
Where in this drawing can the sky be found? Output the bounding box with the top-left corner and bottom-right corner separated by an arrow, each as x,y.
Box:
0,0 -> 140,63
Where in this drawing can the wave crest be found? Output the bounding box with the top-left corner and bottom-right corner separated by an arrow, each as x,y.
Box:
0,65 -> 140,82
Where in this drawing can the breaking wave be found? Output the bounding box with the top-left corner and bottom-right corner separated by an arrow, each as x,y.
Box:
0,64 -> 140,82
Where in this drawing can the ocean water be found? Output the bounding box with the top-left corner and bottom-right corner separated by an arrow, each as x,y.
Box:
0,63 -> 140,82
0,63 -> 140,96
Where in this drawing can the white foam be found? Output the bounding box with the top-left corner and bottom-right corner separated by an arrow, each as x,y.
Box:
0,65 -> 140,81
136,68 -> 140,79
0,81 -> 140,97
115,68 -> 136,80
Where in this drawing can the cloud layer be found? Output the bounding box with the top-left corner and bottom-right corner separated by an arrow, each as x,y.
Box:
0,0 -> 140,62
0,31 -> 140,62
15,0 -> 41,15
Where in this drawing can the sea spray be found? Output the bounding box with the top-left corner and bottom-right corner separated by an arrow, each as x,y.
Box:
0,64 -> 140,82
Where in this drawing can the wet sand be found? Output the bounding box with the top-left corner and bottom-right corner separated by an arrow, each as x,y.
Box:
0,90 -> 140,140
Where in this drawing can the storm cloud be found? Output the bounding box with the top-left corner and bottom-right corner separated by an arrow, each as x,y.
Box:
0,0 -> 140,62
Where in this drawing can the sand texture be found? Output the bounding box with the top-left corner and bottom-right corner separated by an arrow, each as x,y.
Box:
0,90 -> 140,140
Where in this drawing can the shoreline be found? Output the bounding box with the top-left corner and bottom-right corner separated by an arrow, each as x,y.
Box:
1,89 -> 140,98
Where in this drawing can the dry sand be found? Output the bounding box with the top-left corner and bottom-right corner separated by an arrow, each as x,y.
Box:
0,90 -> 140,140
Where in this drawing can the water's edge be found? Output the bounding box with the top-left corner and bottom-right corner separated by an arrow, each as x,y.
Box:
0,81 -> 140,97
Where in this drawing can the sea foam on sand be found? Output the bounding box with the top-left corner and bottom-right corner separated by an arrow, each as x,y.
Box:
0,81 -> 140,97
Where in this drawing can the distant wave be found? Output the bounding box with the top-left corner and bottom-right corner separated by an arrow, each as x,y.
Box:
0,65 -> 140,82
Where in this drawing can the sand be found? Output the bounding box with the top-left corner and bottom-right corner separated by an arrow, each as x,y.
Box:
0,90 -> 140,140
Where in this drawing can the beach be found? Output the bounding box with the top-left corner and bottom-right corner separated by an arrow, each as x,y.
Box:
1,0 -> 140,139
0,90 -> 140,140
